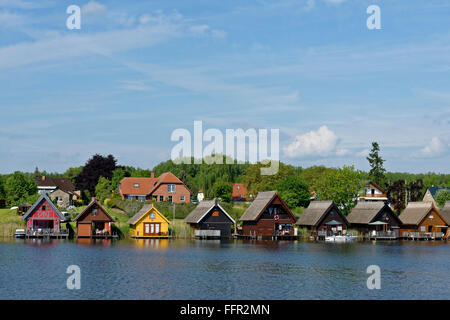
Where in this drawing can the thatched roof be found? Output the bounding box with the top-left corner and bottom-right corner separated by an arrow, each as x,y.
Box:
399,202 -> 436,226
185,199 -> 235,224
73,198 -> 115,222
295,200 -> 333,227
347,202 -> 385,224
439,201 -> 450,225
126,204 -> 152,225
239,191 -> 277,221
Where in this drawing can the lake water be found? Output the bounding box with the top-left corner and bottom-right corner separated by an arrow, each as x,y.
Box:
0,238 -> 449,300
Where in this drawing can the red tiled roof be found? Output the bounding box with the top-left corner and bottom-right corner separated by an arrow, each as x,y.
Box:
232,183 -> 248,201
120,172 -> 187,196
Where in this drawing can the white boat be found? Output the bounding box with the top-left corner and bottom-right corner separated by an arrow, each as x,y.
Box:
14,229 -> 26,238
325,235 -> 357,242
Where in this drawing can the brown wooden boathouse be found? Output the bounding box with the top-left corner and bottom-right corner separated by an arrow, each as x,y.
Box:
73,198 -> 116,238
239,191 -> 296,238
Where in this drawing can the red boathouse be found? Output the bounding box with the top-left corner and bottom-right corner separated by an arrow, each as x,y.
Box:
22,193 -> 68,238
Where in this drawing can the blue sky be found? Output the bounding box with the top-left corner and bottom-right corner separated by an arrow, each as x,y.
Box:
0,0 -> 449,174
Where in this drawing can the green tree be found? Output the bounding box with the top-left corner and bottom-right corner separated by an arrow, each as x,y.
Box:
111,168 -> 128,192
276,175 -> 310,209
436,189 -> 450,208
242,162 -> 297,194
313,166 -> 363,215
4,172 -> 38,205
366,142 -> 386,187
212,181 -> 233,202
95,177 -> 113,203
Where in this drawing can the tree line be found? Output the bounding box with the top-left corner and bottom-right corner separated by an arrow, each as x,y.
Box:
0,142 -> 449,214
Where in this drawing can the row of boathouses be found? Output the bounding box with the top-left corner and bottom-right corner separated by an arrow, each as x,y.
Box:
18,190 -> 450,240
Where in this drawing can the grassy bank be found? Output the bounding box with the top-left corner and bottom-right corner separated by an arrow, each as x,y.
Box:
0,209 -> 26,237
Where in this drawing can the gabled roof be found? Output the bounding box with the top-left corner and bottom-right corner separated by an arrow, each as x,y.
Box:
73,198 -> 115,222
439,201 -> 450,225
399,202 -> 442,226
295,200 -> 347,227
119,177 -> 158,195
347,202 -> 395,225
426,186 -> 450,199
119,172 -> 191,196
126,204 -> 171,225
35,177 -> 75,193
239,191 -> 294,222
22,193 -> 65,221
366,181 -> 386,194
185,199 -> 235,224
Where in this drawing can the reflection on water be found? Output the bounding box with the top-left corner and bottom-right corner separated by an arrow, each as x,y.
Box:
0,238 -> 449,300
132,238 -> 169,250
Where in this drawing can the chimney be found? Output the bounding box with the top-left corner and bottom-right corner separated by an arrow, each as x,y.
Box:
151,172 -> 155,179
41,176 -> 45,181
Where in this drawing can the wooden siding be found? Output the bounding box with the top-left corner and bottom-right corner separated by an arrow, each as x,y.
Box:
129,207 -> 170,238
26,199 -> 60,233
196,206 -> 234,238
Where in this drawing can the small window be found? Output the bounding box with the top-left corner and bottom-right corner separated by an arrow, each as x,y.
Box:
168,195 -> 173,203
237,185 -> 240,190
159,195 -> 164,202
180,195 -> 185,201
42,205 -> 46,211
92,208 -> 98,216
429,215 -> 433,219
149,212 -> 155,219
168,184 -> 175,193
212,211 -> 219,217
134,183 -> 139,188
329,211 -> 334,217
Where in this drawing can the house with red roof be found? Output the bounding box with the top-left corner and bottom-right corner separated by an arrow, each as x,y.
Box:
119,172 -> 191,203
232,183 -> 248,202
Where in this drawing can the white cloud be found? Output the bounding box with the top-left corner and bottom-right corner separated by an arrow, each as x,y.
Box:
211,29 -> 227,39
304,0 -> 315,11
418,136 -> 448,158
81,1 -> 106,15
336,148 -> 350,156
189,24 -> 210,35
0,11 -> 25,27
325,0 -> 346,4
118,80 -> 154,91
356,148 -> 369,157
284,126 -> 339,158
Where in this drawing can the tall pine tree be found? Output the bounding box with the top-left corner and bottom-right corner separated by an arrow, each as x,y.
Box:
366,142 -> 386,187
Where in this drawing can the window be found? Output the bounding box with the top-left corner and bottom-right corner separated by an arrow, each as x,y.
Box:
237,185 -> 240,190
168,184 -> 175,193
128,195 -> 135,201
180,195 -> 185,201
134,183 -> 140,188
159,195 -> 164,202
92,208 -> 98,216
212,210 -> 219,217
149,212 -> 155,220
42,205 -> 46,211
329,211 -> 334,217
138,196 -> 145,202
168,195 -> 173,203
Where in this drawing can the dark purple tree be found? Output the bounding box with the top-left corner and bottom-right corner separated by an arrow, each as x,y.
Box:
75,154 -> 117,198
386,180 -> 406,214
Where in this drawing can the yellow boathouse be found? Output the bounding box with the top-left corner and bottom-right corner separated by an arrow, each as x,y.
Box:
127,204 -> 171,238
